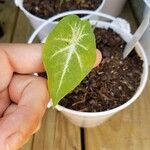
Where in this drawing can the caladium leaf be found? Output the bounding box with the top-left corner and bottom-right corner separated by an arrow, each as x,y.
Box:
43,15 -> 96,106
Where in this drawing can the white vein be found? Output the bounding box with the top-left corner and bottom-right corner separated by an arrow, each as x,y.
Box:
74,51 -> 82,69
80,33 -> 89,39
56,44 -> 75,94
49,45 -> 70,61
52,22 -> 89,94
69,23 -> 77,33
77,43 -> 87,51
55,37 -> 70,43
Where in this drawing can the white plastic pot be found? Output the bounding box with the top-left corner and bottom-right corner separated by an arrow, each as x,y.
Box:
28,11 -> 149,128
140,0 -> 150,65
14,0 -> 105,40
102,0 -> 127,17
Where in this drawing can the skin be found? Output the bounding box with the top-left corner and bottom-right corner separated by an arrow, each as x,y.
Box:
94,49 -> 102,68
0,44 -> 102,150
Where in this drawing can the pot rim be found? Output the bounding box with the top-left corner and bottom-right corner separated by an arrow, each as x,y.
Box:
28,11 -> 149,117
15,0 -> 106,21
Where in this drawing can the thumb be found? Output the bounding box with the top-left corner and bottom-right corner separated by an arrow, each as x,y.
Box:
0,75 -> 49,150
6,132 -> 25,150
93,49 -> 102,68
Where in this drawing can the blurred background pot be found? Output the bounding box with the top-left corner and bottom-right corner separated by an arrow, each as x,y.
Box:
14,0 -> 105,40
15,0 -> 127,41
101,0 -> 127,17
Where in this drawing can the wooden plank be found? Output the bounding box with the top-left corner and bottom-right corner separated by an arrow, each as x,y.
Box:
32,109 -> 81,150
84,3 -> 150,150
0,0 -> 18,42
12,11 -> 33,43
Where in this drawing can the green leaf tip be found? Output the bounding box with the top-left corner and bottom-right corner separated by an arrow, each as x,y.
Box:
42,15 -> 96,106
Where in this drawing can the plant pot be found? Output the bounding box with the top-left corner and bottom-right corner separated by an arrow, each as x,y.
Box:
28,11 -> 149,128
14,0 -> 105,41
101,0 -> 127,17
140,4 -> 150,65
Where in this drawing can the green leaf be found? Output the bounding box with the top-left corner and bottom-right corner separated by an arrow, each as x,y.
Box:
43,15 -> 96,106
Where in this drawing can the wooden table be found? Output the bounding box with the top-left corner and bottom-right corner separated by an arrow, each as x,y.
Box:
0,1 -> 150,150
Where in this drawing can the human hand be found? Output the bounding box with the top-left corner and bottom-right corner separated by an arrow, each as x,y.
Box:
0,43 -> 101,150
0,44 -> 49,150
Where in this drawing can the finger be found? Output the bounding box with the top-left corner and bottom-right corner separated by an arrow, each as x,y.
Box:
6,132 -> 30,150
4,103 -> 17,116
0,43 -> 44,74
32,121 -> 42,134
0,89 -> 10,117
2,103 -> 39,150
93,49 -> 102,68
0,44 -> 102,74
0,75 -> 49,150
0,44 -> 101,92
6,120 -> 41,150
0,49 -> 13,91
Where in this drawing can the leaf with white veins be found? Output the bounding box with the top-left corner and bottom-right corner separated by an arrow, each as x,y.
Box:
43,15 -> 96,106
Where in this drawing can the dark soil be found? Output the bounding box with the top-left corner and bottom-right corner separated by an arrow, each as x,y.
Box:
23,0 -> 102,19
39,28 -> 143,112
59,28 -> 143,112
